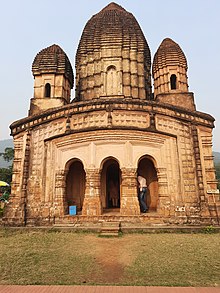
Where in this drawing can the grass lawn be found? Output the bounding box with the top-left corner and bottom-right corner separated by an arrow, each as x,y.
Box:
0,229 -> 219,286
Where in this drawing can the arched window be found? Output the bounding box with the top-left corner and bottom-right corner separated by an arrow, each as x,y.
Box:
45,83 -> 51,97
170,74 -> 177,90
106,65 -> 117,95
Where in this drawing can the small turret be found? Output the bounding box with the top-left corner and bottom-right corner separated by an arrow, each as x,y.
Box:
29,44 -> 73,115
153,38 -> 195,111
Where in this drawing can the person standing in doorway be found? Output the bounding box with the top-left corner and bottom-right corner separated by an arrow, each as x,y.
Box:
109,180 -> 119,207
137,174 -> 148,213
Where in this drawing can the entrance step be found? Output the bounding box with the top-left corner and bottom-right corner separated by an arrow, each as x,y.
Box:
99,221 -> 120,237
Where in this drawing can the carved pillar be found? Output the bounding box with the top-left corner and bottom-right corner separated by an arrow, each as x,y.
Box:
157,168 -> 170,215
82,169 -> 102,216
54,170 -> 67,217
120,168 -> 140,215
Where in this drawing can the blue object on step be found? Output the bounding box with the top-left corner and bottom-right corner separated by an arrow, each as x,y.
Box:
69,205 -> 77,215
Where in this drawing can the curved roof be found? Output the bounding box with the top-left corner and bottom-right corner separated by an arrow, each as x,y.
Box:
76,2 -> 151,66
32,44 -> 74,88
152,38 -> 187,74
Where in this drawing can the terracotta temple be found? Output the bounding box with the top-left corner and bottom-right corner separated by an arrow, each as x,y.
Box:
4,2 -> 220,226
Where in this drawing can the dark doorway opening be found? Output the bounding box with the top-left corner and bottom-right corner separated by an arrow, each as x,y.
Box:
101,158 -> 121,209
66,160 -> 85,214
138,157 -> 158,211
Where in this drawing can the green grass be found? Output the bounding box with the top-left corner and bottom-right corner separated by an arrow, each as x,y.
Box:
0,229 -> 219,286
123,234 -> 220,286
0,230 -> 100,285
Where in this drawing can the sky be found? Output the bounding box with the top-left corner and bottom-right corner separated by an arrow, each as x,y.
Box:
0,0 -> 219,151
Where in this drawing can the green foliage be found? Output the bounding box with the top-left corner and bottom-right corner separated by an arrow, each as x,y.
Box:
214,162 -> 220,189
0,147 -> 14,185
203,225 -> 216,234
0,147 -> 14,162
0,166 -> 12,183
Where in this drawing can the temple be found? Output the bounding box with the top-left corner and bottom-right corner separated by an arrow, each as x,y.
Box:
4,2 -> 220,226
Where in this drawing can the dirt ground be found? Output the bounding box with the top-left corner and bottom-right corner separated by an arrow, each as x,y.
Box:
87,235 -> 137,284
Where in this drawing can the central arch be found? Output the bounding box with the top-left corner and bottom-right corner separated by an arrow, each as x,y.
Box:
100,158 -> 121,210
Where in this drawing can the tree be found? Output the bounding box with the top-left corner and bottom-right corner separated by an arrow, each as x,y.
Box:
0,147 -> 14,184
0,147 -> 14,162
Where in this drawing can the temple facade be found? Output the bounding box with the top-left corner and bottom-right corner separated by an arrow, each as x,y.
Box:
4,2 -> 220,226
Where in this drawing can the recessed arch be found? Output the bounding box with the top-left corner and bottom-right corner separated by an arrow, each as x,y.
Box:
65,159 -> 86,214
137,155 -> 158,211
137,155 -> 158,169
100,157 -> 121,210
106,65 -> 118,95
65,157 -> 86,171
99,156 -> 121,171
106,65 -> 116,71
45,83 -> 51,97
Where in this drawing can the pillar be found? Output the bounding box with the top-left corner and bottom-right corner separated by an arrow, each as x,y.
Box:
120,168 -> 140,215
54,170 -> 67,217
82,169 -> 102,216
156,168 -> 170,216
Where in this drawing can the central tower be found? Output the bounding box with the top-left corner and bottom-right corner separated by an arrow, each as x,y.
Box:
75,2 -> 152,101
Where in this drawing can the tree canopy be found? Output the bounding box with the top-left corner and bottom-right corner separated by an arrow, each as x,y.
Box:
0,147 -> 14,184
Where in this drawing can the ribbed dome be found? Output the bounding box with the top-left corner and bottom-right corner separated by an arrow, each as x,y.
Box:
32,44 -> 74,88
152,38 -> 187,74
76,2 -> 150,66
75,2 -> 152,101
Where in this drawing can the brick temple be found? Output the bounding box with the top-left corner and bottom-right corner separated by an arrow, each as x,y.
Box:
4,2 -> 220,226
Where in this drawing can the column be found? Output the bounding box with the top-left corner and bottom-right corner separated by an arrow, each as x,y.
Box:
120,168 -> 140,215
54,170 -> 67,217
82,169 -> 102,216
156,167 -> 170,215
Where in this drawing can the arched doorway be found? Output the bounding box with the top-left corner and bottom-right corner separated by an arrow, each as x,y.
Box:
100,158 -> 121,209
66,160 -> 86,214
138,156 -> 158,211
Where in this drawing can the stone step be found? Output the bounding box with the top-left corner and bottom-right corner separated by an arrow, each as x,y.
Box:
99,221 -> 120,237
101,221 -> 120,227
99,232 -> 119,237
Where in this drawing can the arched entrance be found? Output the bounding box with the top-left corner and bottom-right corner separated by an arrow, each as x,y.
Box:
66,160 -> 85,214
101,158 -> 121,209
138,156 -> 158,211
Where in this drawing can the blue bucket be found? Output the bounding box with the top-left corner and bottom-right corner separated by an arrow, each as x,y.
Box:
69,205 -> 77,215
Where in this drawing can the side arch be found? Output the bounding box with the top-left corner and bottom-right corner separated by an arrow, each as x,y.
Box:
137,155 -> 159,211
65,158 -> 86,213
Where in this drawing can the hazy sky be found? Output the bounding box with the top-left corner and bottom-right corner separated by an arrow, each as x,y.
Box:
0,0 -> 219,151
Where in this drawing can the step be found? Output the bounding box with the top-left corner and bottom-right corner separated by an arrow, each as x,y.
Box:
99,221 -> 120,237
